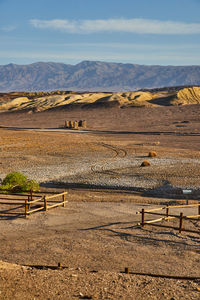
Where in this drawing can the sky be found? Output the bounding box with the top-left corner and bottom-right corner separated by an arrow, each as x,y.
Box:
0,0 -> 200,66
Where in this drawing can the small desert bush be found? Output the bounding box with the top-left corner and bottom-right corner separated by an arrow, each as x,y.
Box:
148,151 -> 157,158
140,160 -> 151,167
0,172 -> 39,193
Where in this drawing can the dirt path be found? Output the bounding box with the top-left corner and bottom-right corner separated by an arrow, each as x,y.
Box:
91,142 -> 127,177
1,125 -> 200,136
0,202 -> 199,274
0,202 -> 199,299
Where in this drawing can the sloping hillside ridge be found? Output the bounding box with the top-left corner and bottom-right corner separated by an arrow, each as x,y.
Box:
176,87 -> 200,105
0,87 -> 200,112
1,61 -> 200,92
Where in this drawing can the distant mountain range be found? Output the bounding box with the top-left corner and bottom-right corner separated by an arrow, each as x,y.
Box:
0,61 -> 200,92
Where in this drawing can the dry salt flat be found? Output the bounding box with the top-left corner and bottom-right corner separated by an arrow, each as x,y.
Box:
13,152 -> 200,190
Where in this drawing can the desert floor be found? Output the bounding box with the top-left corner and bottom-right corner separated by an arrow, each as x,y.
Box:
0,105 -> 199,299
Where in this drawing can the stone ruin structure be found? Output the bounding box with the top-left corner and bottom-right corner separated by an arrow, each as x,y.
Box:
64,120 -> 87,129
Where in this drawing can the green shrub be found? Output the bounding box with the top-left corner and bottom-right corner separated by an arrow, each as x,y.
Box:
0,172 -> 39,193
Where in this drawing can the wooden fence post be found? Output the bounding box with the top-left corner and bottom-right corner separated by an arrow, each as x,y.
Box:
25,198 -> 28,218
28,189 -> 33,211
58,262 -> 62,269
44,196 -> 47,211
166,205 -> 169,222
141,209 -> 145,227
30,189 -> 33,200
62,192 -> 66,207
125,267 -> 129,274
179,212 -> 183,233
28,195 -> 30,210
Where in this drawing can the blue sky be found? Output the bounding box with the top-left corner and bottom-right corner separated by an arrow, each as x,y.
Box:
0,0 -> 200,66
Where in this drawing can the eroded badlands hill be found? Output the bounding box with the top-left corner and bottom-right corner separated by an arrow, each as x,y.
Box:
0,86 -> 200,113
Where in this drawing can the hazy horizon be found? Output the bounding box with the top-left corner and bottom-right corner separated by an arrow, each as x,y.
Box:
1,60 -> 200,68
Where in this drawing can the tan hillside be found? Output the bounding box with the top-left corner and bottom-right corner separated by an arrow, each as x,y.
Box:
0,87 -> 200,112
173,87 -> 200,105
0,97 -> 30,110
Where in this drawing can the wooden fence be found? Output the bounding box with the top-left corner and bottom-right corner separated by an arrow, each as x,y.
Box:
137,203 -> 200,234
0,191 -> 68,218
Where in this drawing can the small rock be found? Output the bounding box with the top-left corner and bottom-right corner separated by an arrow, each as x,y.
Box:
79,293 -> 93,299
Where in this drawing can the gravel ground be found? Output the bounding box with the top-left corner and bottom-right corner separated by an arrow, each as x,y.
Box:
0,107 -> 200,299
0,201 -> 199,300
0,263 -> 200,300
14,154 -> 200,191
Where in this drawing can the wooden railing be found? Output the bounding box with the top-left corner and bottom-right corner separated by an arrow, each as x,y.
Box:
137,203 -> 200,234
0,191 -> 68,218
26,191 -> 67,217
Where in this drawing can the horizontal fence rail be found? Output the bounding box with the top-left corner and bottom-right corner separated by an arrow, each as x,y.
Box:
137,203 -> 200,234
0,191 -> 68,218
